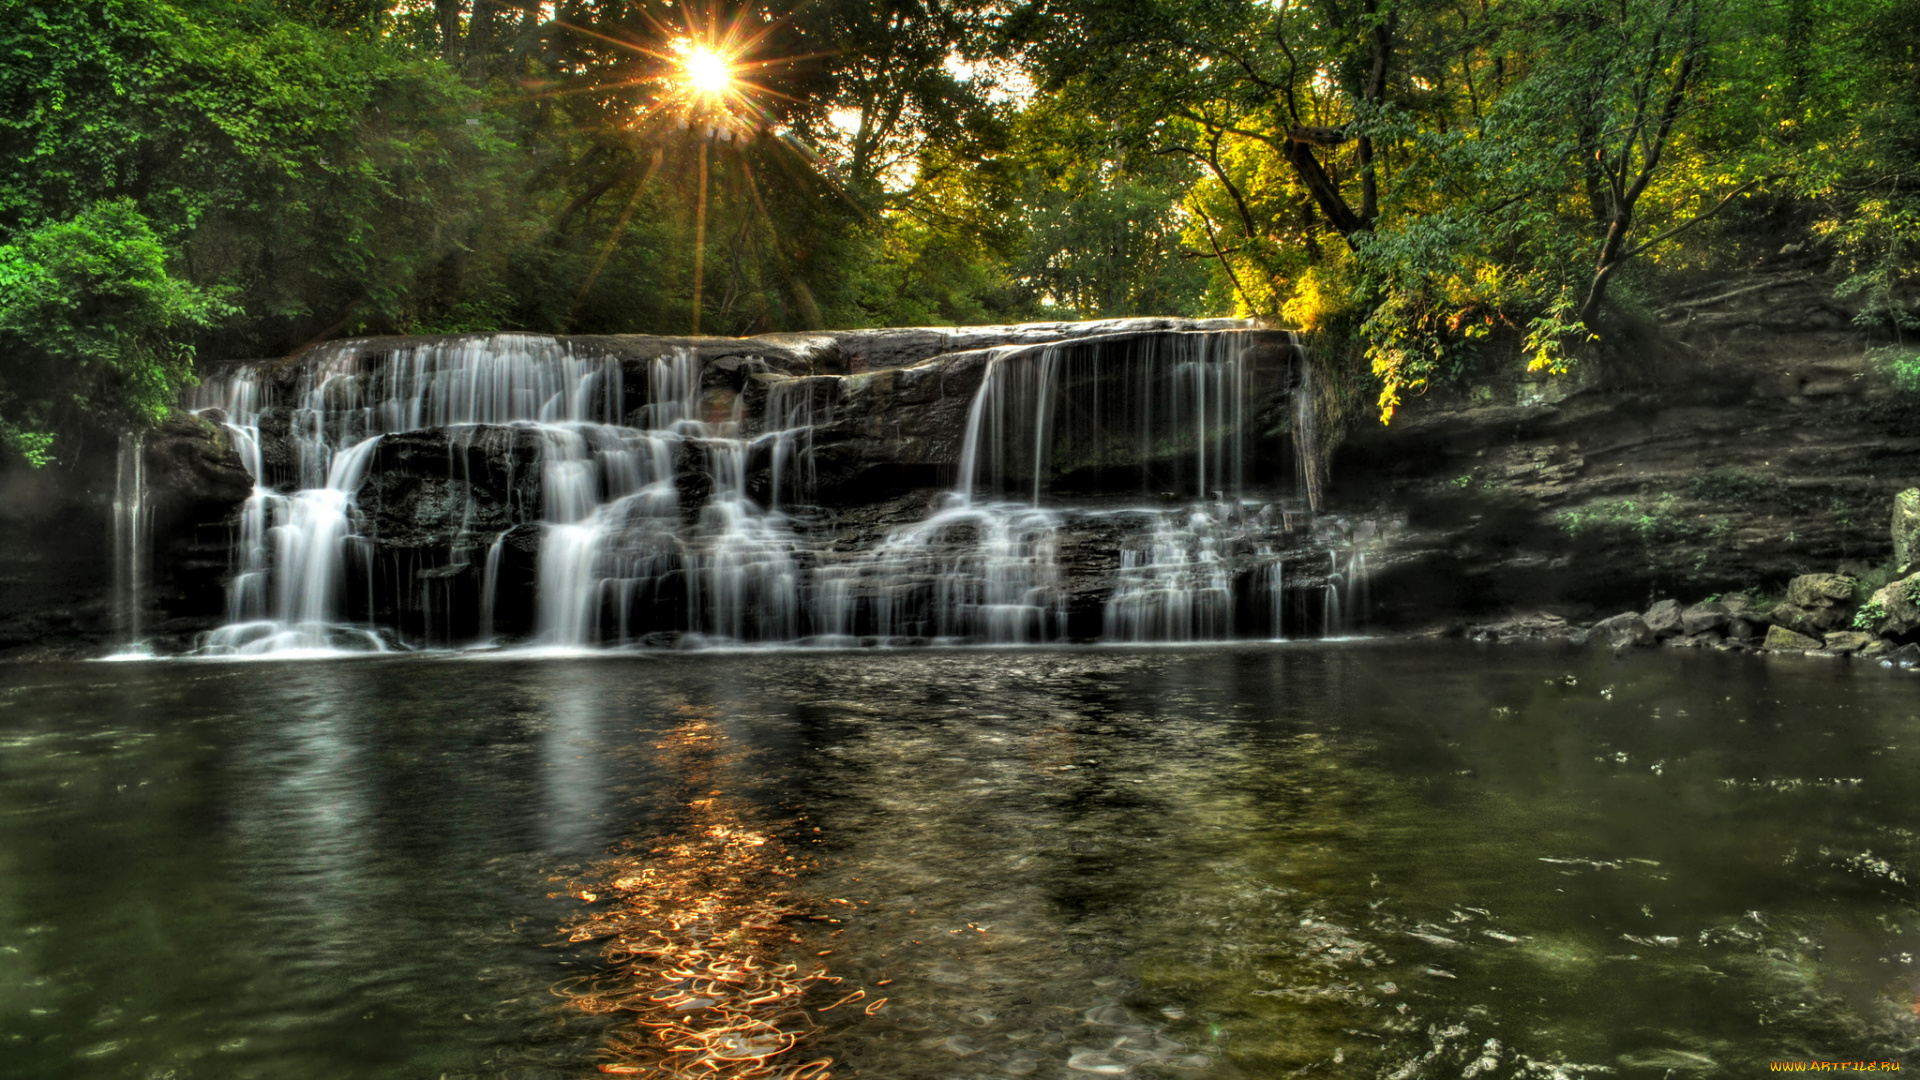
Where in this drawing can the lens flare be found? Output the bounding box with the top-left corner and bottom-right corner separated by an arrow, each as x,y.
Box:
680,42 -> 735,97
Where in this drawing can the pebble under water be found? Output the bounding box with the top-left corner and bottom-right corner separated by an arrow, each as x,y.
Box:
2,643 -> 1917,1078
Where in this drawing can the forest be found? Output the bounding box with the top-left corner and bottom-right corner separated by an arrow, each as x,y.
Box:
0,0 -> 1914,465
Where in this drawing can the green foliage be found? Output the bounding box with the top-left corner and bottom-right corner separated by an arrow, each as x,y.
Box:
1855,598 -> 1887,629
1871,346 -> 1920,394
1,0 -> 1915,463
0,201 -> 223,464
1558,493 -> 1696,544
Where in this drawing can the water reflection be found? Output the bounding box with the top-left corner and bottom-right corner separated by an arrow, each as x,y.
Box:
0,644 -> 1916,1079
539,672 -> 612,853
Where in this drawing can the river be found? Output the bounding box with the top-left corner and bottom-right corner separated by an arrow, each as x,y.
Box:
2,642 -> 1916,1078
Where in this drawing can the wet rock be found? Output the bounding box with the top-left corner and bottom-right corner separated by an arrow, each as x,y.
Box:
1592,611 -> 1654,648
1860,638 -> 1892,659
1823,630 -> 1875,653
1895,488 -> 1920,569
1643,599 -> 1685,637
1763,625 -> 1824,651
1883,642 -> 1920,667
1681,601 -> 1730,636
143,412 -> 254,514
1464,612 -> 1571,641
736,328 -> 1299,507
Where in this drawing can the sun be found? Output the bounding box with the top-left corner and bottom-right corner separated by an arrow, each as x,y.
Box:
677,41 -> 735,98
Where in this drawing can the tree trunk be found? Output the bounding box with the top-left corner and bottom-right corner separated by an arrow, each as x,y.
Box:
1283,136 -> 1367,238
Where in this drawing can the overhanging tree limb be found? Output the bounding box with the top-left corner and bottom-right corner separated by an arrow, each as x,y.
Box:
1620,178 -> 1763,260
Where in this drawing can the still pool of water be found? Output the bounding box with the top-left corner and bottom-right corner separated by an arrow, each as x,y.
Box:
2,642 -> 1917,1078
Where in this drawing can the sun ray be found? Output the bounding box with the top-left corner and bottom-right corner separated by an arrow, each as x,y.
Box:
691,139 -> 711,334
570,149 -> 666,323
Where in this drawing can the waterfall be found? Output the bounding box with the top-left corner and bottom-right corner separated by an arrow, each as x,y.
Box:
812,503 -> 1066,644
194,334 -> 632,654
1102,508 -> 1236,642
108,432 -> 151,656
955,333 -> 1251,504
1322,550 -> 1344,638
175,326 -> 1359,655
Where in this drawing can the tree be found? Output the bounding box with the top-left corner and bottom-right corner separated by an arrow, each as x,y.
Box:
0,201 -> 224,465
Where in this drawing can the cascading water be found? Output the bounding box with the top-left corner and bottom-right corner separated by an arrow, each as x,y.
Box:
194,335 -> 633,654
811,504 -> 1067,645
108,433 -> 151,656
1102,508 -> 1236,643
177,325 -> 1356,655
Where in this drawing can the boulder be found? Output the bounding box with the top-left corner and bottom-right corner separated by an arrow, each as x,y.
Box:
1680,601 -> 1730,636
1895,488 -> 1920,569
1860,638 -> 1892,659
1764,625 -> 1823,651
1784,572 -> 1856,608
1643,599 -> 1685,637
1769,603 -> 1850,637
1883,642 -> 1920,668
1725,617 -> 1758,641
1823,630 -> 1875,653
1769,574 -> 1858,637
1862,573 -> 1920,639
1592,611 -> 1655,648
143,412 -> 255,514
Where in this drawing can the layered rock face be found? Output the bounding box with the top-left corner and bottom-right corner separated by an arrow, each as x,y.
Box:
102,319 -> 1361,655
0,413 -> 247,655
1335,310 -> 1920,626
18,297 -> 1917,658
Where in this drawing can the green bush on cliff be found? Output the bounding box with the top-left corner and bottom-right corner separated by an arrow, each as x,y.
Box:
0,201 -> 225,466
1558,493 -> 1695,544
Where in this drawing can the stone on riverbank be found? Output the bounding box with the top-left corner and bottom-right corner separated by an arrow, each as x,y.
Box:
1894,488 -> 1920,570
1644,599 -> 1685,638
1764,625 -> 1824,651
1680,601 -> 1730,636
1823,631 -> 1875,653
1769,574 -> 1858,637
1592,612 -> 1655,648
1862,574 -> 1920,639
1883,642 -> 1920,667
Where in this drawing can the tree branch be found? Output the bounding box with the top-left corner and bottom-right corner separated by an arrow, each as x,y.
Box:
1621,178 -> 1762,260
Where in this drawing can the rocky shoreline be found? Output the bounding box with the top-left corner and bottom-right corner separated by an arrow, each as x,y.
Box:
1444,492 -> 1920,669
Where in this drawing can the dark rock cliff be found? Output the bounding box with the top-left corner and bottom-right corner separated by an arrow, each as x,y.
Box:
1343,269 -> 1914,627
3,296 -> 1910,657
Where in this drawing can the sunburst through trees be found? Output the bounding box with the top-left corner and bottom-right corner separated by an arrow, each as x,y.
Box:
542,2 -> 850,334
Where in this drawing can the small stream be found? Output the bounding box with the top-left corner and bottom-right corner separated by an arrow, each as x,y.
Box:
2,643 -> 1916,1077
